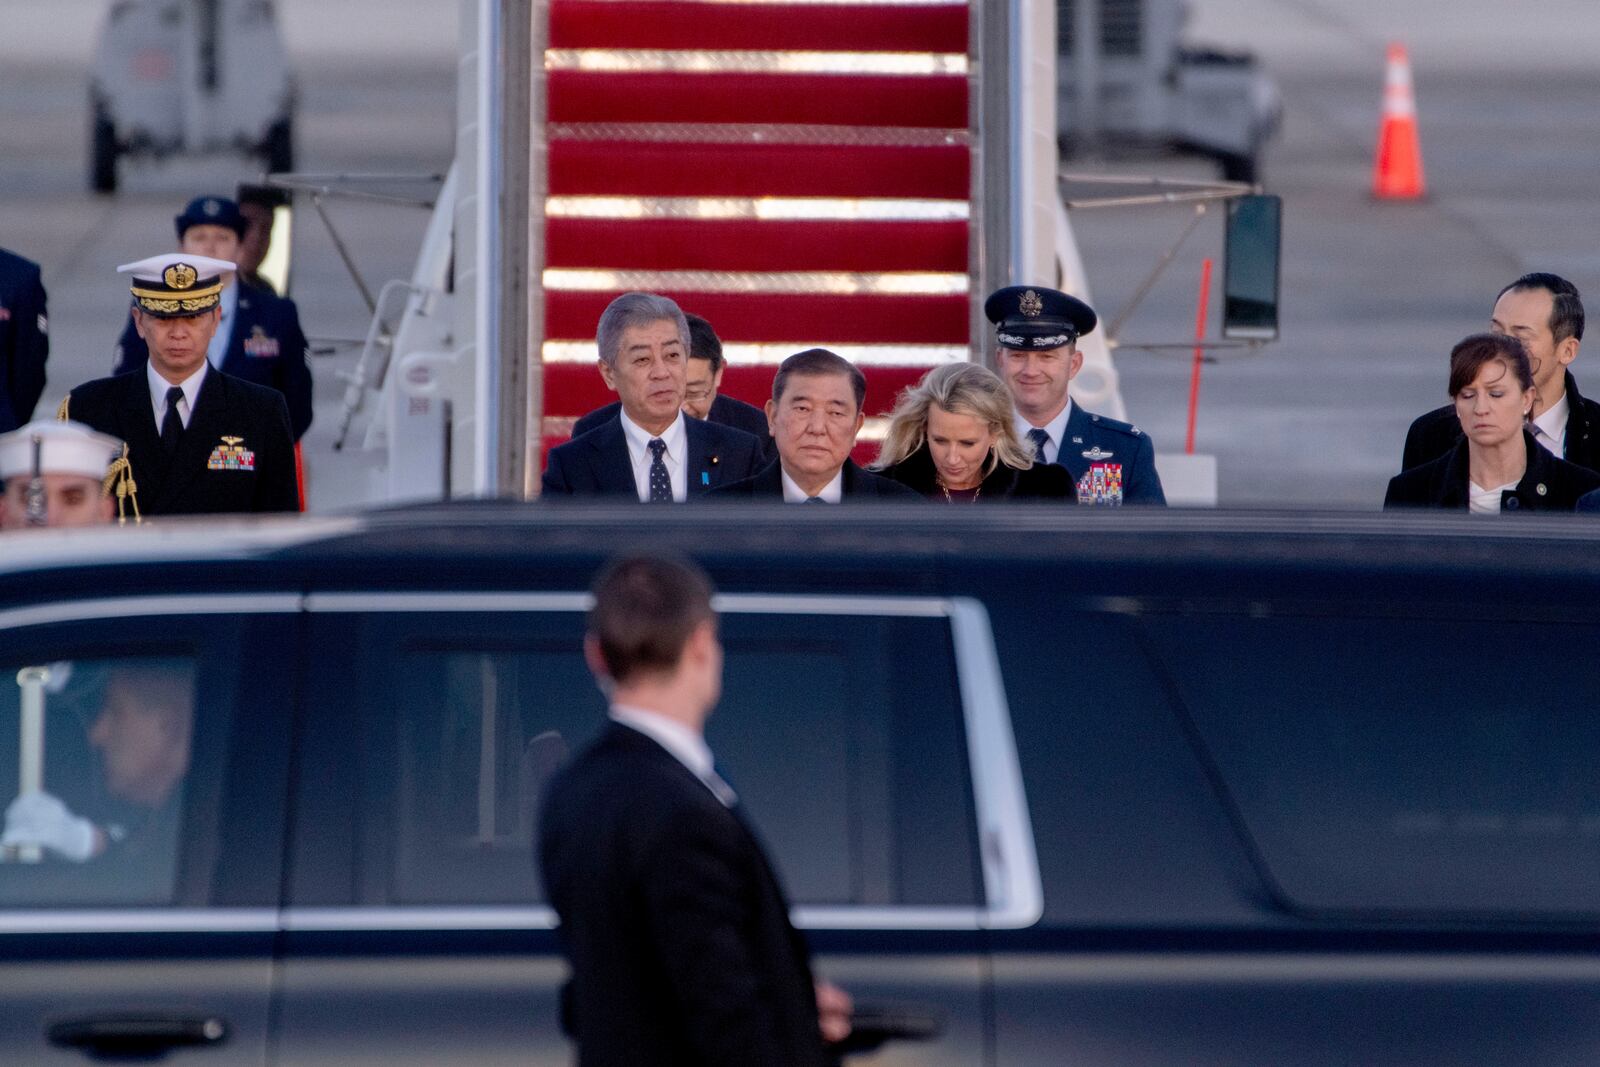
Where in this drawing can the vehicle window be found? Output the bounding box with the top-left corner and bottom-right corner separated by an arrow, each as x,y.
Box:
0,656 -> 198,906
1140,612 -> 1600,917
381,608 -> 982,910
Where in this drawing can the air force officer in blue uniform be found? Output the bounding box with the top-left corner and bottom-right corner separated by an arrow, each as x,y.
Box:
542,293 -> 765,500
112,197 -> 313,441
987,285 -> 1166,506
0,247 -> 48,435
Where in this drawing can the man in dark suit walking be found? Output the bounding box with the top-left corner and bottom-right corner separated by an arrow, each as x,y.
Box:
711,348 -> 922,502
542,293 -> 765,499
64,253 -> 299,517
539,555 -> 851,1066
571,312 -> 774,458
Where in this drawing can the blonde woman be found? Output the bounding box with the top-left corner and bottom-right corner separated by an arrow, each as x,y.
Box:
874,363 -> 1074,502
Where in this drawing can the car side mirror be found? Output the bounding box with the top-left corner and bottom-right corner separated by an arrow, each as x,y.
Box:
1222,193 -> 1282,340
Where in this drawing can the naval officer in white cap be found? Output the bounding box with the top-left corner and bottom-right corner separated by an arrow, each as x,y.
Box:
0,419 -> 127,529
62,253 -> 299,517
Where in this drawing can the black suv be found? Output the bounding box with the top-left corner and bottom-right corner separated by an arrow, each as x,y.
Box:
2,506 -> 1599,1065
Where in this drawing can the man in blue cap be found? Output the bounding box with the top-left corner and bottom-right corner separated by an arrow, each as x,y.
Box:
112,195 -> 313,442
986,285 -> 1166,506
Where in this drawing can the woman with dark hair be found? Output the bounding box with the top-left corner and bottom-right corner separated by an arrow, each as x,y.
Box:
874,363 -> 1074,502
1385,333 -> 1600,512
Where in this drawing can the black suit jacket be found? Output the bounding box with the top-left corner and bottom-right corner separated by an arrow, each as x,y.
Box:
541,414 -> 764,499
1384,430 -> 1600,512
0,248 -> 48,434
65,368 -> 299,516
114,282 -> 315,440
1402,370 -> 1600,475
879,445 -> 1076,501
709,458 -> 925,501
539,722 -> 827,1067
573,394 -> 775,461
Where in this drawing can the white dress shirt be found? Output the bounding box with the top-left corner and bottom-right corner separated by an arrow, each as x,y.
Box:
206,282 -> 239,370
1013,399 -> 1074,466
147,359 -> 208,432
609,705 -> 735,806
619,409 -> 688,502
781,466 -> 843,502
1531,391 -> 1569,458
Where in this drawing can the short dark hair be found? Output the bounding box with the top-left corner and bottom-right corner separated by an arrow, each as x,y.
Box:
686,313 -> 723,371
1448,332 -> 1534,396
1497,272 -> 1584,343
588,555 -> 715,685
771,348 -> 866,413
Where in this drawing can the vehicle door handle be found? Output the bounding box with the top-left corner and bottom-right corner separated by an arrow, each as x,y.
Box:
47,1015 -> 229,1057
831,1002 -> 945,1058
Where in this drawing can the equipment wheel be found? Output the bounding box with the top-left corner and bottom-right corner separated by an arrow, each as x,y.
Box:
263,117 -> 293,174
91,99 -> 118,194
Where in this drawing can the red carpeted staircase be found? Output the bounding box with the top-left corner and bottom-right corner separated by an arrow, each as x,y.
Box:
539,0 -> 974,461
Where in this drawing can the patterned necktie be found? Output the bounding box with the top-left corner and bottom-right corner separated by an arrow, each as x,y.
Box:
647,438 -> 672,502
161,386 -> 186,455
1027,428 -> 1050,464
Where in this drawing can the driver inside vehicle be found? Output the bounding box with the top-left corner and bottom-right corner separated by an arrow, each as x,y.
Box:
2,663 -> 194,866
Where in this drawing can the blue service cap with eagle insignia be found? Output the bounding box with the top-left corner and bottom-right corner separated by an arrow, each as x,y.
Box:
984,285 -> 1098,350
175,195 -> 248,240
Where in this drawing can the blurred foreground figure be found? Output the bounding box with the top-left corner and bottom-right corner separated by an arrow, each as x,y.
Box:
539,555 -> 850,1066
0,419 -> 126,529
2,663 -> 193,867
0,247 -> 48,435
1403,273 -> 1599,474
1386,333 -> 1600,513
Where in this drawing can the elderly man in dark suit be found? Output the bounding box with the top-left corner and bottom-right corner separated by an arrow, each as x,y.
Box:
710,348 -> 921,502
571,312 -> 774,457
542,293 -> 765,500
65,253 -> 299,516
539,555 -> 852,1066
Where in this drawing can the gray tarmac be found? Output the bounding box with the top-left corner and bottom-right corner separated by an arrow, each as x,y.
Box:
2,0 -> 1594,509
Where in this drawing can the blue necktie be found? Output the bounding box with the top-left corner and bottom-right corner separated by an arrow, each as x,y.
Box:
646,438 -> 672,502
1027,428 -> 1050,464
804,496 -> 827,503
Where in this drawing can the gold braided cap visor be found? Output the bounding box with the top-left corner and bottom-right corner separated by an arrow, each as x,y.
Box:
130,278 -> 224,317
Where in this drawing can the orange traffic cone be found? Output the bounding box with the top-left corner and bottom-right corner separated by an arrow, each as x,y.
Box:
1373,43 -> 1426,199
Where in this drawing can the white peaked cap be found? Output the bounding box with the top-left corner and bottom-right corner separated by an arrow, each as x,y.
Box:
0,420 -> 124,481
117,253 -> 238,280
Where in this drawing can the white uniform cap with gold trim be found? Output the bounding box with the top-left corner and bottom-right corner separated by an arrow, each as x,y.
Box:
0,420 -> 125,482
118,252 -> 237,278
118,253 -> 238,318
